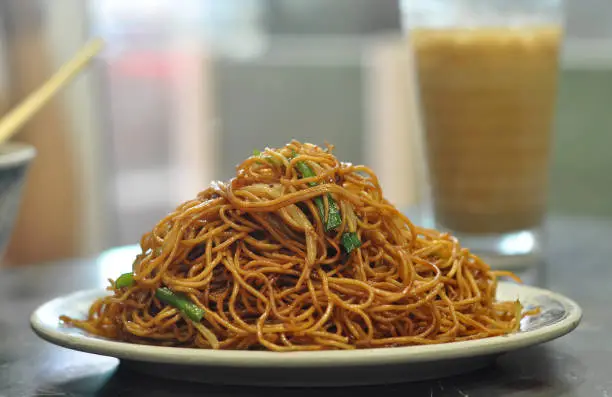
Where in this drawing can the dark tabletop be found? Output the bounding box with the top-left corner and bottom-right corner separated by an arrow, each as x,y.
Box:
1,215 -> 611,397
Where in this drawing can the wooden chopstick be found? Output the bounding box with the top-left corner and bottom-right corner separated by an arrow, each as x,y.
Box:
0,38 -> 105,144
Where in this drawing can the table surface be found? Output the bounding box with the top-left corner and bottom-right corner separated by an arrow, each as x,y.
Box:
1,215 -> 610,397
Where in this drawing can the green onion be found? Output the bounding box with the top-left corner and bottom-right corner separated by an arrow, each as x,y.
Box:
253,148 -> 265,165
295,161 -> 317,185
323,197 -> 342,231
155,287 -> 205,322
253,148 -> 282,166
115,273 -> 135,288
341,232 -> 361,254
295,161 -> 342,231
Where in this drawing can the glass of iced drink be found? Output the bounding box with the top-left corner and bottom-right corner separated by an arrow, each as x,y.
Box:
400,0 -> 564,265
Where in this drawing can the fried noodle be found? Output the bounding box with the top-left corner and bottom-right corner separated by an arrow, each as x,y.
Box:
61,141 -> 523,351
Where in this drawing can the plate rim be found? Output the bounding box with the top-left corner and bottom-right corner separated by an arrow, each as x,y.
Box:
30,282 -> 582,368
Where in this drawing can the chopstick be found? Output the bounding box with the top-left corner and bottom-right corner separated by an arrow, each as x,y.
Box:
0,38 -> 105,144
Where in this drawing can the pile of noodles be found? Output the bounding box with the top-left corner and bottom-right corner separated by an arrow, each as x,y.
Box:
62,141 -> 524,351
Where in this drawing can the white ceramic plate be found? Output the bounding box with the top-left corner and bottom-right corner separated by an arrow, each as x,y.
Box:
31,282 -> 581,386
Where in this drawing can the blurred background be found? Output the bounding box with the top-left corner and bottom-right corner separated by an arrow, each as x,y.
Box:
0,0 -> 611,265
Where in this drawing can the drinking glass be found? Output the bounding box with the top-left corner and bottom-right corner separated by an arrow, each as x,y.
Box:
400,0 -> 565,266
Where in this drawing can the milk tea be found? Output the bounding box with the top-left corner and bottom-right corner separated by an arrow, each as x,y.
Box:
412,27 -> 561,233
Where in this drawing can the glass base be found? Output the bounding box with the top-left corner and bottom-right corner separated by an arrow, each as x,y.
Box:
439,227 -> 544,270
